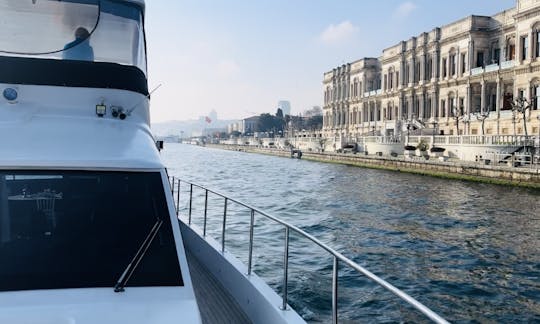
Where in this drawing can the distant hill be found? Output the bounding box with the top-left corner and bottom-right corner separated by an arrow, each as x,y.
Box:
151,119 -> 238,137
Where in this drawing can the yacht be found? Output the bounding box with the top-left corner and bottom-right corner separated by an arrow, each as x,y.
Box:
0,1 -> 448,323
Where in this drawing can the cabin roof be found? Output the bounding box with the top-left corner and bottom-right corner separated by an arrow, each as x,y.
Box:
0,83 -> 161,170
0,116 -> 162,170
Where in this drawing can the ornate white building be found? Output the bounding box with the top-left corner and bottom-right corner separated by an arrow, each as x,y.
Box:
323,0 -> 540,144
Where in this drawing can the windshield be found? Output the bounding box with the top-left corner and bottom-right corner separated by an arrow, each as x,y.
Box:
0,0 -> 146,74
0,171 -> 182,292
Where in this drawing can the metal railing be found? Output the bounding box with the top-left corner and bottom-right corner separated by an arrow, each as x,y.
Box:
405,135 -> 538,147
168,176 -> 449,324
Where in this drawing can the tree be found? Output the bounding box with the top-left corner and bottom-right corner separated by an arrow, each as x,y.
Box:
474,110 -> 490,135
451,105 -> 464,135
257,113 -> 284,134
511,97 -> 531,136
276,108 -> 284,118
305,115 -> 323,130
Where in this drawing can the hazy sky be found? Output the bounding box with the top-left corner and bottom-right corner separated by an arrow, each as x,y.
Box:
145,0 -> 515,123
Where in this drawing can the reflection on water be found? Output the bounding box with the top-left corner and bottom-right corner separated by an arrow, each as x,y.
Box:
162,144 -> 540,323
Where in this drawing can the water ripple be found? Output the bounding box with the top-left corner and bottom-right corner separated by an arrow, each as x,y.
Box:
163,144 -> 540,323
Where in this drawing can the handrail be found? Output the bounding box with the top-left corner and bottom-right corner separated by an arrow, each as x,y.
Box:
169,176 -> 450,324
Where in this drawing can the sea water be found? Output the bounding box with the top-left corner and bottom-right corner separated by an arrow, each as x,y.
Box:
162,143 -> 540,323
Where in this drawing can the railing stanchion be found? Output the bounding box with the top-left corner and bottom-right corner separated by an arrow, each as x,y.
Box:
203,189 -> 208,236
332,256 -> 339,324
221,198 -> 228,253
281,226 -> 290,310
247,209 -> 255,275
170,177 -> 175,196
188,184 -> 193,225
176,180 -> 180,216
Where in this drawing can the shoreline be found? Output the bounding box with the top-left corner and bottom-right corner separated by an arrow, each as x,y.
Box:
206,144 -> 540,189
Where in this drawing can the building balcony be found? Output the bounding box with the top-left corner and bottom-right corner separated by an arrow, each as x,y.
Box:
468,60 -> 516,77
471,67 -> 484,75
500,60 -> 515,69
485,63 -> 499,72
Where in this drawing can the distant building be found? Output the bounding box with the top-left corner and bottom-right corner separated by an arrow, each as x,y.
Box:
323,0 -> 540,139
227,122 -> 241,134
304,106 -> 323,117
203,127 -> 227,137
277,100 -> 291,116
208,109 -> 218,123
241,115 -> 260,135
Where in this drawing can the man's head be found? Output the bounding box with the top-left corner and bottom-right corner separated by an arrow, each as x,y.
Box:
75,27 -> 90,40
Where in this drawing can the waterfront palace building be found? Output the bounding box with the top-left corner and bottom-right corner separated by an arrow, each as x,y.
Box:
323,0 -> 540,142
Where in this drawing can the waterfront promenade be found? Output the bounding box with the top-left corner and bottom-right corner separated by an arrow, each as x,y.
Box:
207,144 -> 540,188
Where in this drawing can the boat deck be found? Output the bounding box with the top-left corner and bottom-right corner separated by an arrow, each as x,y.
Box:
186,250 -> 252,324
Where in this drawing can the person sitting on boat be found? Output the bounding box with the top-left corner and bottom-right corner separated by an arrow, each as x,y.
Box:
62,27 -> 94,61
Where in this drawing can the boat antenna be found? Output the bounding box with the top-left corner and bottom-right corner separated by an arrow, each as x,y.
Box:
126,83 -> 162,115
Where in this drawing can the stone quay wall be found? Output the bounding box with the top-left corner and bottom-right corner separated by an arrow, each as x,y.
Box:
206,144 -> 540,188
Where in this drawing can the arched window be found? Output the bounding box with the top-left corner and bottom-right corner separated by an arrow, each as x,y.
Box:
448,92 -> 456,116
449,48 -> 457,76
388,67 -> 394,90
506,35 -> 516,61
533,22 -> 540,59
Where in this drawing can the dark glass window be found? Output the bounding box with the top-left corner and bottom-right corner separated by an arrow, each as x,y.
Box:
493,48 -> 500,64
536,31 -> 540,58
521,36 -> 529,61
0,171 -> 182,292
476,52 -> 484,67
534,85 -> 540,110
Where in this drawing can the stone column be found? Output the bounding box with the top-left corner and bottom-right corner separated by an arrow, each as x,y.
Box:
398,94 -> 403,118
432,52 -> 438,79
466,84 -> 471,115
434,49 -> 441,78
469,40 -> 474,71
517,31 -> 522,64
362,75 -> 366,95
400,59 -> 405,86
411,57 -> 416,84
481,81 -> 486,113
420,54 -> 425,82
431,92 -> 436,118
496,78 -> 501,135
496,78 -> 501,114
408,96 -> 413,119
446,52 -> 451,78
456,48 -> 461,77
419,92 -> 425,119
529,31 -> 534,61
446,94 -> 451,118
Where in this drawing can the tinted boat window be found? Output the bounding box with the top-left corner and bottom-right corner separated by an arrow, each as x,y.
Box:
0,171 -> 182,292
